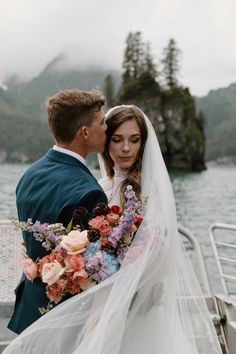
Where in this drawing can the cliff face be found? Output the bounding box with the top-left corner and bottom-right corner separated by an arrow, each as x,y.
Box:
119,88 -> 206,171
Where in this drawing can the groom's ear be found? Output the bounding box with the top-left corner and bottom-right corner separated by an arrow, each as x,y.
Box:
79,126 -> 89,141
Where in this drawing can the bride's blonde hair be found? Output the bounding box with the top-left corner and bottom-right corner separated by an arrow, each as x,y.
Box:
101,105 -> 148,201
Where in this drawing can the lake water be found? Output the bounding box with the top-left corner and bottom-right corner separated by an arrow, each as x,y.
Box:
0,162 -> 236,295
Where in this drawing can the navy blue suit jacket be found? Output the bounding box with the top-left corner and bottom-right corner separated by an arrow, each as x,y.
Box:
8,149 -> 107,334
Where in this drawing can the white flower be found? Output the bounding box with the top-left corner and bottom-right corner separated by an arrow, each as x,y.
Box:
60,230 -> 89,255
41,261 -> 65,285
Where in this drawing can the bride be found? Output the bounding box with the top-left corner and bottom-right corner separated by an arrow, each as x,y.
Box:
4,105 -> 222,353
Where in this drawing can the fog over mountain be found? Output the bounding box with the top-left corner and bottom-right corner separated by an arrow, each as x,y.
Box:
1,0 -> 236,96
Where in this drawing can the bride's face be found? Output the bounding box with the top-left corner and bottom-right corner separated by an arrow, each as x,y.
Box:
108,119 -> 141,169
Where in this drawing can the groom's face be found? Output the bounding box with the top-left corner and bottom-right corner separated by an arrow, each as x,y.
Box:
87,107 -> 107,153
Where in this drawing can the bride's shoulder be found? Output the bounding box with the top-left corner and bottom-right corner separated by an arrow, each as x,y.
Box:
98,176 -> 113,192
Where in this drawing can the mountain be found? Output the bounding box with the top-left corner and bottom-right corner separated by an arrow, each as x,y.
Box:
0,56 -> 206,170
0,56 -> 121,162
196,83 -> 236,160
6,55 -> 121,121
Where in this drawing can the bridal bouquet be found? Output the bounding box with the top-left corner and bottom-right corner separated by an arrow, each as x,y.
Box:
13,186 -> 143,313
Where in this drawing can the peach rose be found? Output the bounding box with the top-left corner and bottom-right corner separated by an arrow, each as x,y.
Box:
79,278 -> 95,291
60,230 -> 89,255
41,261 -> 65,285
129,224 -> 137,233
21,258 -> 38,282
73,268 -> 88,280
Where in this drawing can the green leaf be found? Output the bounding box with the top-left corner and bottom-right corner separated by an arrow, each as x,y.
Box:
66,218 -> 73,233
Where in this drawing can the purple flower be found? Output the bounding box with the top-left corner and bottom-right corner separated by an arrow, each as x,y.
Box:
85,254 -> 109,282
108,185 -> 139,248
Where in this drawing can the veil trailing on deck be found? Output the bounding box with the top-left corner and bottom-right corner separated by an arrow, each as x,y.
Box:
4,107 -> 222,354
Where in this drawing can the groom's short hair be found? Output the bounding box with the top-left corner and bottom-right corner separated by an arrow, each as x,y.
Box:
47,89 -> 105,143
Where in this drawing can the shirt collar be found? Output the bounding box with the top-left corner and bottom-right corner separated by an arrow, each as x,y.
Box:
53,145 -> 86,166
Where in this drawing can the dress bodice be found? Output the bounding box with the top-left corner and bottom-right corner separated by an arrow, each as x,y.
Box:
99,168 -> 127,206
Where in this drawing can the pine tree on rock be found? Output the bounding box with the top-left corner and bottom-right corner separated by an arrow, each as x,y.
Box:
162,38 -> 181,89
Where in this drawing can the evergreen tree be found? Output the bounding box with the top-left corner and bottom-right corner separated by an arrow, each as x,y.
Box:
162,38 -> 180,89
120,32 -> 159,99
122,32 -> 134,82
122,31 -> 145,82
103,74 -> 115,108
143,42 -> 157,79
132,31 -> 145,79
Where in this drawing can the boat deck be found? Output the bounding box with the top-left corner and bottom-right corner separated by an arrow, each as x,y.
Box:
0,221 -> 22,303
0,221 -> 21,352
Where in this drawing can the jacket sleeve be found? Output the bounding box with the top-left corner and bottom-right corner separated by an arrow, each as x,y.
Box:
78,189 -> 108,216
58,188 -> 108,225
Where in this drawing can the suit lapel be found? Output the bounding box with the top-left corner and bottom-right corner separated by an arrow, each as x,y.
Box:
45,149 -> 93,176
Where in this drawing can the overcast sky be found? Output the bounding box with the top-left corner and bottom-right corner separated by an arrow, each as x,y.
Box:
0,0 -> 236,96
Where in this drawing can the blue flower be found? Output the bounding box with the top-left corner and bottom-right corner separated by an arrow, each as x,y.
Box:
84,240 -> 101,257
102,251 -> 120,275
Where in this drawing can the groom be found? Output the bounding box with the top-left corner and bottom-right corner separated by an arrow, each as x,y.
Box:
8,89 -> 108,334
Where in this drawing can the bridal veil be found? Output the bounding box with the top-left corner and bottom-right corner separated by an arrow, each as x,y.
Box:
4,107 -> 222,353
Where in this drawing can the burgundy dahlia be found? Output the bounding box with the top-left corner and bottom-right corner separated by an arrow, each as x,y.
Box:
88,229 -> 101,242
72,207 -> 89,227
93,203 -> 110,216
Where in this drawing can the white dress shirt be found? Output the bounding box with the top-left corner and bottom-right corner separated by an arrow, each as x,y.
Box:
53,145 -> 86,166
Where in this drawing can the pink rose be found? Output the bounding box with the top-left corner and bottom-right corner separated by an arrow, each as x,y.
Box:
106,212 -> 119,226
41,261 -> 65,285
65,254 -> 88,280
89,215 -> 105,229
66,275 -> 81,295
69,255 -> 84,272
89,216 -> 111,237
21,258 -> 38,282
99,223 -> 111,237
60,230 -> 89,255
46,279 -> 66,304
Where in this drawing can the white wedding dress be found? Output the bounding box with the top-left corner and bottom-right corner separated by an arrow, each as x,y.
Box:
99,169 -> 195,354
3,107 -> 222,354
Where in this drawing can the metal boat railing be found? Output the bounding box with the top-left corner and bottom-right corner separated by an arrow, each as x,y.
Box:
178,224 -> 212,296
178,224 -> 229,353
208,223 -> 236,295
